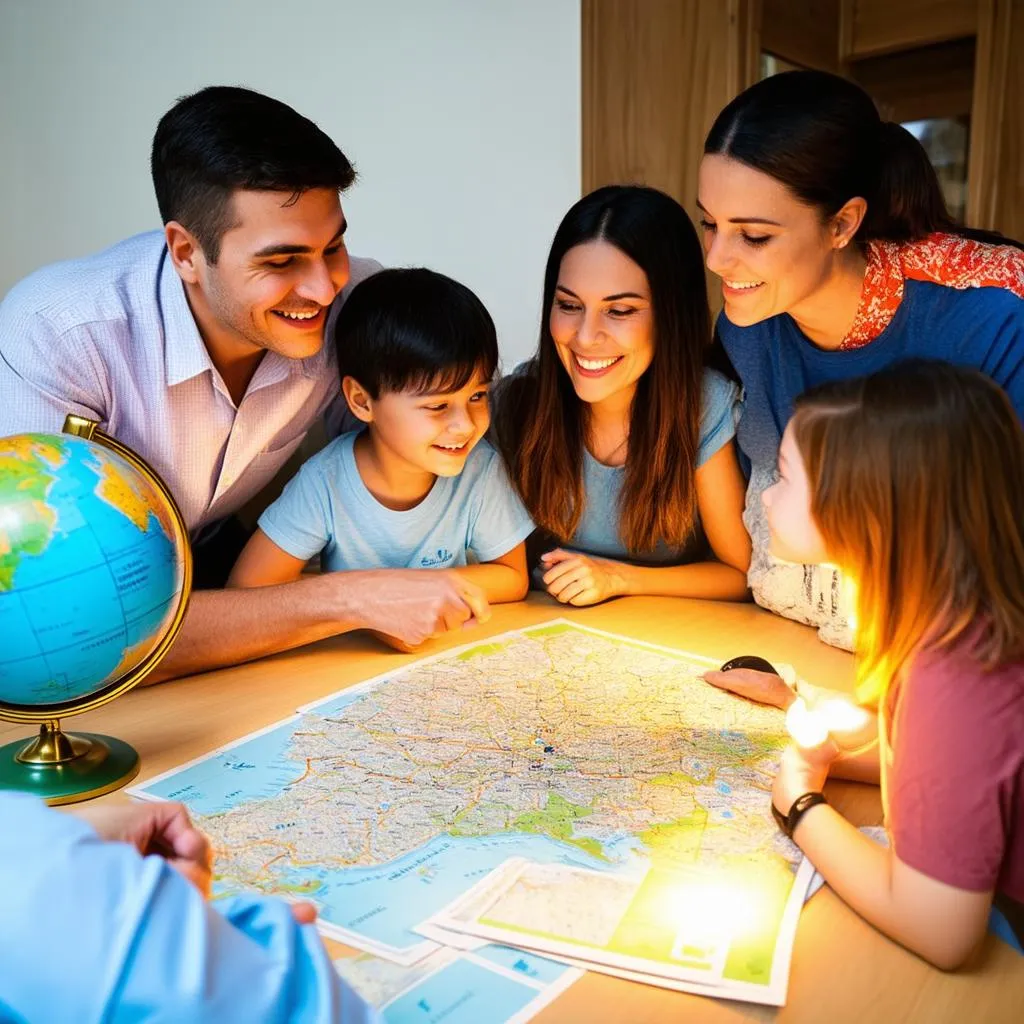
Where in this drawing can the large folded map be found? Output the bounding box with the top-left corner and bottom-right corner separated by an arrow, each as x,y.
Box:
130,619 -> 813,1010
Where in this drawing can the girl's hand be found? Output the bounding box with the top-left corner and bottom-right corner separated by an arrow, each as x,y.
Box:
540,549 -> 629,606
703,668 -> 797,709
772,740 -> 839,816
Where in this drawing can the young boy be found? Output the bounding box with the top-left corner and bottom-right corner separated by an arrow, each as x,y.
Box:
228,269 -> 533,648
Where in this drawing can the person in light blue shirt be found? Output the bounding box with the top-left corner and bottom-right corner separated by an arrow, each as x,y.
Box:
0,793 -> 376,1023
494,186 -> 751,607
229,269 -> 533,649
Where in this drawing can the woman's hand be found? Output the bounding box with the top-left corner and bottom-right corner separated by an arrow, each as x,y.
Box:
772,740 -> 839,816
702,668 -> 797,709
540,549 -> 629,606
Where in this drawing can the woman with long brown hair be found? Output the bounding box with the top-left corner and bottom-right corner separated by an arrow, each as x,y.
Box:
739,361 -> 1024,966
494,185 -> 750,605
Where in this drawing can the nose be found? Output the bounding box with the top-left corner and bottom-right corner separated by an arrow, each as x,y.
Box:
703,231 -> 732,279
444,402 -> 474,437
297,257 -> 343,307
574,309 -> 605,350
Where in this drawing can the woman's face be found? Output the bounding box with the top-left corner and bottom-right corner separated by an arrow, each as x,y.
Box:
549,240 -> 654,407
697,154 -> 838,327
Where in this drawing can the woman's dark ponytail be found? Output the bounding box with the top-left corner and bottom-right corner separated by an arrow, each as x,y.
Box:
705,71 -> 1022,250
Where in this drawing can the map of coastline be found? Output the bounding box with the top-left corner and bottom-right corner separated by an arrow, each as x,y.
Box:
133,621 -> 804,972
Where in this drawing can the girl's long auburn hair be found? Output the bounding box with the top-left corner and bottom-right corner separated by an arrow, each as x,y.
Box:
495,185 -> 711,552
792,360 -> 1024,703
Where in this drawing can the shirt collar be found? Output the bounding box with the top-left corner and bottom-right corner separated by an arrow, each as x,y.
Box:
160,250 -> 217,387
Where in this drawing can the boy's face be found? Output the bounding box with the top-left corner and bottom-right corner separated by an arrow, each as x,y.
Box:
349,372 -> 492,478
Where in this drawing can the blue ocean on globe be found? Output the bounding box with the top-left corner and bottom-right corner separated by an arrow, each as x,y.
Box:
0,433 -> 184,707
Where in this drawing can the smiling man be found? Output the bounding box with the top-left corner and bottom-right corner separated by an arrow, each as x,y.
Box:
0,87 -> 487,678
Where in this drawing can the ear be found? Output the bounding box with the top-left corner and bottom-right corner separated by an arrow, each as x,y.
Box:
831,197 -> 867,250
164,221 -> 205,285
342,376 -> 374,423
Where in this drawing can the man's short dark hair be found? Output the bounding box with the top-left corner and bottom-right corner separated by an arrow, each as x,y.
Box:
335,269 -> 499,399
151,85 -> 355,262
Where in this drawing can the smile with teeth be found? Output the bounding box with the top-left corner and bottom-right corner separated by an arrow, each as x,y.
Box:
434,440 -> 469,452
574,354 -> 622,371
274,309 -> 322,320
724,280 -> 763,290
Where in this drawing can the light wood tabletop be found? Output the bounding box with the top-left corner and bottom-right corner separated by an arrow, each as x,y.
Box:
6,594 -> 1021,1022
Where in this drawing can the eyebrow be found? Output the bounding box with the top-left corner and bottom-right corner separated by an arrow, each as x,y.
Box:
695,200 -> 782,227
252,219 -> 348,259
556,284 -> 647,302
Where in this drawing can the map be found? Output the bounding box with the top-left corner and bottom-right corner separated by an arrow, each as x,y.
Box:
131,620 -> 812,1010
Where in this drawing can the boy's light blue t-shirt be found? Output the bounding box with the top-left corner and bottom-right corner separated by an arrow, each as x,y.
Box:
258,432 -> 534,571
571,368 -> 741,565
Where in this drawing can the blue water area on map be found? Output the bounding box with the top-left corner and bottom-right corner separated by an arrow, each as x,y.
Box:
382,957 -> 539,1024
270,830 -> 644,953
475,945 -> 572,985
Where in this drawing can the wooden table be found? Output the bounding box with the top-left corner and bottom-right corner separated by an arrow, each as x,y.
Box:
6,595 -> 1021,1021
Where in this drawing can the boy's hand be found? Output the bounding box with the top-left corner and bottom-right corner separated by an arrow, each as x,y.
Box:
540,549 -> 628,606
354,570 -> 490,647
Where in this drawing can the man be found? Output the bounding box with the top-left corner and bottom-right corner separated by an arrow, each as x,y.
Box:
0,794 -> 376,1021
0,87 -> 488,679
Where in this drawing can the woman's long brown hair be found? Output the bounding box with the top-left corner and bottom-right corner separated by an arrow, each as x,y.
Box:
792,360 -> 1024,703
494,185 -> 711,553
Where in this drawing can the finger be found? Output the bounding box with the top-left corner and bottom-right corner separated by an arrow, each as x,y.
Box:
542,557 -> 583,588
149,803 -> 211,868
568,587 -> 601,607
539,548 -> 571,565
290,901 -> 319,925
458,581 -> 491,624
547,567 -> 589,600
558,579 -> 594,605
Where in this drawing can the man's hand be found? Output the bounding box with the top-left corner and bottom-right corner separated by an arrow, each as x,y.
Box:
350,570 -> 491,648
540,549 -> 628,606
70,801 -> 212,896
703,668 -> 796,709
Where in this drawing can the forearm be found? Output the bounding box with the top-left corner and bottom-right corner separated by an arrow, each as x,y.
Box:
618,560 -> 751,601
453,562 -> 528,603
793,805 -> 980,968
144,576 -> 366,684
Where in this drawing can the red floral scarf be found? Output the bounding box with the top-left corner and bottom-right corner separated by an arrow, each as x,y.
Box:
840,233 -> 1024,350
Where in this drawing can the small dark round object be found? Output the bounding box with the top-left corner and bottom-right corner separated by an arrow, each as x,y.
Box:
719,654 -> 780,675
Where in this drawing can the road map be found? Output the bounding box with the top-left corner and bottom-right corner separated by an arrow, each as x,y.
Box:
131,619 -> 813,1011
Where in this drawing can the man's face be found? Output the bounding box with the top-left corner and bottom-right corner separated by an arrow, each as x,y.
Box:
192,187 -> 350,361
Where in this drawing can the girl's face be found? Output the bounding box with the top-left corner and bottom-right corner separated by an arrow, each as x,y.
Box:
762,424 -> 830,564
549,241 -> 655,408
697,154 -> 839,327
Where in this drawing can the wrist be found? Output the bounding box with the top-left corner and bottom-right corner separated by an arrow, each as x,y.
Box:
772,790 -> 828,839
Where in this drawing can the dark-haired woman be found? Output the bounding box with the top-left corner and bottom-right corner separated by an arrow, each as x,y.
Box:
495,185 -> 751,606
698,69 -> 1024,649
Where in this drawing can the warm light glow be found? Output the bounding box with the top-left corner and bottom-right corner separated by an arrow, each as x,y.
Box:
786,694 -> 870,749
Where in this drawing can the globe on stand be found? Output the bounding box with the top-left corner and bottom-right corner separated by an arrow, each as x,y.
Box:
0,415 -> 192,804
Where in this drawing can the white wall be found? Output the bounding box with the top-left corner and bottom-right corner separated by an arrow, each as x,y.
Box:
0,0 -> 580,367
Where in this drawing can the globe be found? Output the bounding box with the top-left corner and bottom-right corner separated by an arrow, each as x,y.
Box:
0,417 -> 192,804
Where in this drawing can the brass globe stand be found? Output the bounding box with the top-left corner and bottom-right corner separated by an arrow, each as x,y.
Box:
0,416 -> 192,804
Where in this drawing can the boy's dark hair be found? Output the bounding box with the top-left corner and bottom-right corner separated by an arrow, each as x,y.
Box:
334,268 -> 498,398
151,85 -> 355,262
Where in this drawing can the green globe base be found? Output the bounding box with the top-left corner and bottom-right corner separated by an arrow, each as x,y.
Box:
0,732 -> 140,805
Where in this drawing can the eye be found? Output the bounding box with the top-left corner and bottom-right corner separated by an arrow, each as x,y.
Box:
699,219 -> 716,232
469,390 -> 489,403
743,233 -> 771,247
554,298 -> 582,314
325,242 -> 346,257
265,257 -> 295,269
423,402 -> 448,412
607,306 -> 637,319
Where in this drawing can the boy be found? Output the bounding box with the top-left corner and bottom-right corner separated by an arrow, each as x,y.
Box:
229,269 -> 533,647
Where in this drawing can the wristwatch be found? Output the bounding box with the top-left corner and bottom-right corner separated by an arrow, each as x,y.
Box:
772,791 -> 828,839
